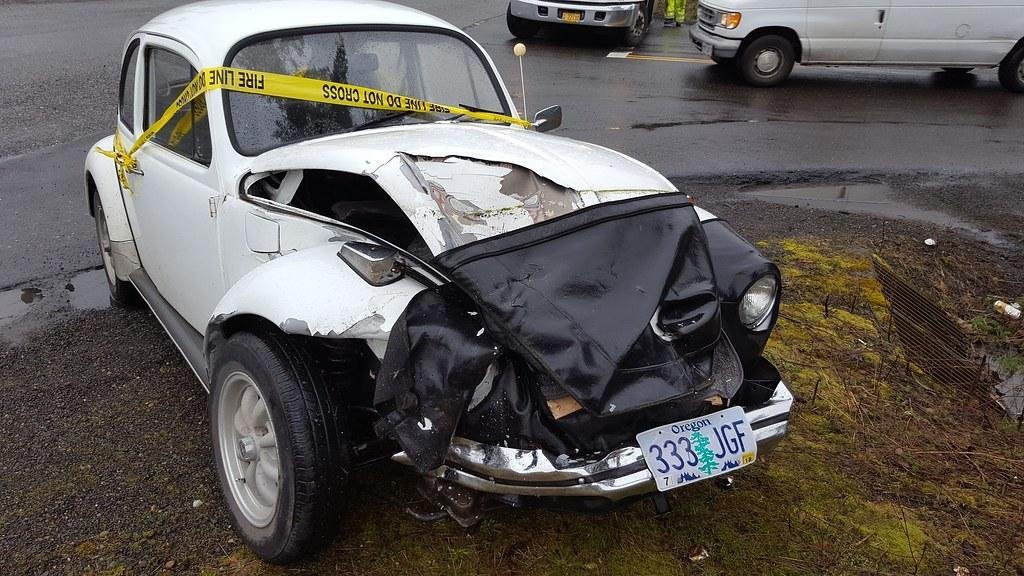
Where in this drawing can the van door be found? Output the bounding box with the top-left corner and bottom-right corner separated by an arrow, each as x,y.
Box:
806,0 -> 891,62
877,0 -> 1019,65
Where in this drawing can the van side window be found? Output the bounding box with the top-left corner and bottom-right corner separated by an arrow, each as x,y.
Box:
119,41 -> 140,131
145,47 -> 212,164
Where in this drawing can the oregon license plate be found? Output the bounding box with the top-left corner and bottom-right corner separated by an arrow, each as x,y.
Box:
637,406 -> 756,492
561,10 -> 583,23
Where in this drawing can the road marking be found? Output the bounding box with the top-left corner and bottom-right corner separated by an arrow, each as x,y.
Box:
606,50 -> 713,64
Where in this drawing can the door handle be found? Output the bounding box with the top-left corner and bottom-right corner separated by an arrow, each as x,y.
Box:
876,9 -> 886,28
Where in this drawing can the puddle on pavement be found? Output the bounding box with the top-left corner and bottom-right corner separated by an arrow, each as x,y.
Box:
0,267 -> 110,340
743,183 -> 1013,247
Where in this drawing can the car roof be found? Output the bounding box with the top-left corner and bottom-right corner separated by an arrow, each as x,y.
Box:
139,0 -> 461,64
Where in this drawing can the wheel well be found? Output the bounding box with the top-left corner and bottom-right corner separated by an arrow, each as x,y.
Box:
740,27 -> 803,62
86,173 -> 97,217
207,312 -> 380,444
1003,36 -> 1024,64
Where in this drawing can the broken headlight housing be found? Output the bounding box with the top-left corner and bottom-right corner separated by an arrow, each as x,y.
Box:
739,275 -> 777,331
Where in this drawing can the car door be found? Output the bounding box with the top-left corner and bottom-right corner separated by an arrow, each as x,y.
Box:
123,36 -> 225,332
806,0 -> 891,62
877,0 -> 1013,65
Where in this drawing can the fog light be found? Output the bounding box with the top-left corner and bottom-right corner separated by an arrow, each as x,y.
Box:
739,275 -> 777,331
718,11 -> 741,29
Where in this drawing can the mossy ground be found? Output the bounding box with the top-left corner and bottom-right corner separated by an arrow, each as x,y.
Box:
197,238 -> 1023,576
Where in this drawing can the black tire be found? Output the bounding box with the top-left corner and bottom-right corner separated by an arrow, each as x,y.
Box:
91,188 -> 138,307
998,46 -> 1024,92
507,4 -> 540,39
711,55 -> 734,66
941,67 -> 973,74
209,330 -> 352,564
619,0 -> 650,47
738,35 -> 795,87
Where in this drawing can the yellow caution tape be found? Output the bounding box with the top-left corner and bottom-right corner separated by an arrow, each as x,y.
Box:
99,66 -> 532,190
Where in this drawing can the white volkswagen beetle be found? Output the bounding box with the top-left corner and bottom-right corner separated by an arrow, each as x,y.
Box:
85,0 -> 793,563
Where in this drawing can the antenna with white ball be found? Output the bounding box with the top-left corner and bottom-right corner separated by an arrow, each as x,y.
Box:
514,42 -> 528,118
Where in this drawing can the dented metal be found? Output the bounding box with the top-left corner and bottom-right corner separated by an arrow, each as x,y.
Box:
391,382 -> 793,500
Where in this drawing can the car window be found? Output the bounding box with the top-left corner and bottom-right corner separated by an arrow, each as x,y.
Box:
146,47 -> 212,164
119,41 -> 140,131
226,29 -> 508,156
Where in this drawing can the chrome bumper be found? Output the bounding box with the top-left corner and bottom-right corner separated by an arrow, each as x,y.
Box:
393,380 -> 793,501
689,23 -> 743,58
509,0 -> 642,28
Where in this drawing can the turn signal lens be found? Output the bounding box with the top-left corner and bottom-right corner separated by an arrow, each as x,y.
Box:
739,275 -> 777,331
718,11 -> 742,29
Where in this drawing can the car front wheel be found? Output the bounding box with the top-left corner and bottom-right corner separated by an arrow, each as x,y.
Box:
738,35 -> 795,87
210,330 -> 351,564
998,46 -> 1024,92
507,4 -> 540,39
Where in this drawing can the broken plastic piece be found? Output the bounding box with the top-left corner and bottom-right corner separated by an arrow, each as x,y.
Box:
546,395 -> 584,419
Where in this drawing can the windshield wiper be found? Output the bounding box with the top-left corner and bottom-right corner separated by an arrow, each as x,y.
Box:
346,110 -> 417,133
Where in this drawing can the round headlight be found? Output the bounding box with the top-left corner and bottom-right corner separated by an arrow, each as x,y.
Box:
739,275 -> 778,330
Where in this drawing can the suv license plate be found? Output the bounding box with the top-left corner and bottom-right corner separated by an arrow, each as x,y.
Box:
636,406 -> 756,492
561,10 -> 583,23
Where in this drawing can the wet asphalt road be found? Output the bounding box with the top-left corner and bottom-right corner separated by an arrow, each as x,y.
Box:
0,2 -> 1022,573
1,0 -> 1023,292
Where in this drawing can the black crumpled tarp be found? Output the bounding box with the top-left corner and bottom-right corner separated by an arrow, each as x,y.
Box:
375,193 -> 738,472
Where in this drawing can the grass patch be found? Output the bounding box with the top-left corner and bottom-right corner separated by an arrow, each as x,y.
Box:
202,237 -> 1023,576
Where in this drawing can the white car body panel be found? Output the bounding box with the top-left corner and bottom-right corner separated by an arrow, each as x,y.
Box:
85,0 -> 716,367
696,0 -> 1023,66
209,243 -> 424,345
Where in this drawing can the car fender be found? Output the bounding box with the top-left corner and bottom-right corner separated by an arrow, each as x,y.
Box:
85,134 -> 141,280
206,243 -> 424,359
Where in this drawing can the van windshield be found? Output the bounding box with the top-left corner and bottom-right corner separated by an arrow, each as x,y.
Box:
225,28 -> 509,155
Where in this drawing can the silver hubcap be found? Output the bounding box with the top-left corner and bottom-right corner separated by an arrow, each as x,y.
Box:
632,6 -> 646,35
1018,60 -> 1024,83
755,49 -> 782,75
218,371 -> 280,527
94,201 -> 116,286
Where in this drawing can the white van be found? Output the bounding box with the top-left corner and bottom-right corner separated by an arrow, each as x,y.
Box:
689,0 -> 1024,91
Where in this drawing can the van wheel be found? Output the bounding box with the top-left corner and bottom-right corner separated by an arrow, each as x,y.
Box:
210,330 -> 352,564
507,4 -> 539,39
998,47 -> 1024,92
619,1 -> 649,47
738,35 -> 795,87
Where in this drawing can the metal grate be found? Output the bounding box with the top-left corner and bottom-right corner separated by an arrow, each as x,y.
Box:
698,5 -> 715,30
872,255 -> 980,386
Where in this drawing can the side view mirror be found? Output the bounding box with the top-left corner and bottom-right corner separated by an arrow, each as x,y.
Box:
533,105 -> 562,133
338,241 -> 404,286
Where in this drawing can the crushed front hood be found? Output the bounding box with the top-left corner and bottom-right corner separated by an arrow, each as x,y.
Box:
374,194 -> 743,472
247,123 -> 676,194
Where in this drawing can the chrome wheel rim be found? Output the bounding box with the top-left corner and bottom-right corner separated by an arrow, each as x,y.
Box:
630,5 -> 646,37
218,371 -> 280,527
1017,60 -> 1024,84
94,201 -> 116,286
754,48 -> 782,76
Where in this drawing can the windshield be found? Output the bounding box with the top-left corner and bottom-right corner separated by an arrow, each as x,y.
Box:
226,28 -> 510,155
